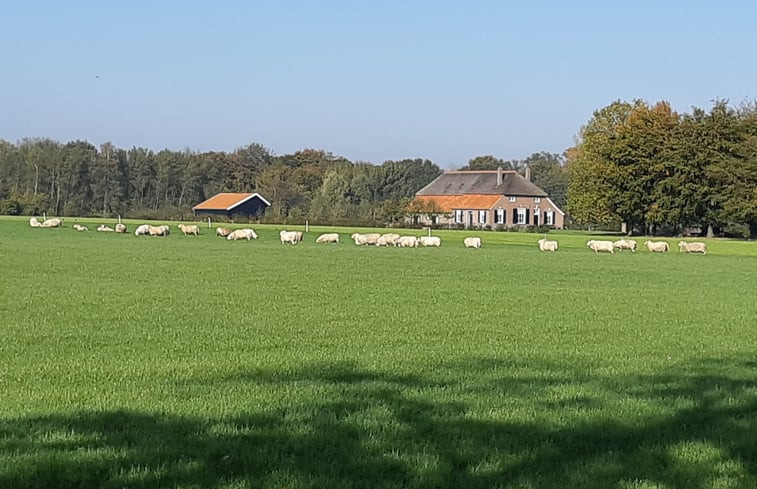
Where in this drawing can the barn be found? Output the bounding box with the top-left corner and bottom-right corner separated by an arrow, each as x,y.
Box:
192,192 -> 271,220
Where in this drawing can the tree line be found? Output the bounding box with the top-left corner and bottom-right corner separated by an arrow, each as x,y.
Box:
566,99 -> 757,237
0,138 -> 567,227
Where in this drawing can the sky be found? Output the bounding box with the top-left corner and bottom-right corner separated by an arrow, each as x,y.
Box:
2,1 -> 756,169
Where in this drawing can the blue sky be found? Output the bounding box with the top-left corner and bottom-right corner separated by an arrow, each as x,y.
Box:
2,1 -> 756,168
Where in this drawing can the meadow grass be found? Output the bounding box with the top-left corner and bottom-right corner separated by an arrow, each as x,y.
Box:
0,217 -> 756,488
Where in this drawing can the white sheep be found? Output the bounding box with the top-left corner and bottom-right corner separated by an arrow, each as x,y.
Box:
147,225 -> 169,237
216,227 -> 232,238
40,218 -> 63,228
643,240 -> 669,253
351,233 -> 368,245
177,223 -> 200,236
227,228 -> 257,241
678,241 -> 707,254
419,236 -> 441,247
279,230 -> 300,244
134,224 -> 150,236
613,239 -> 637,252
397,236 -> 419,248
464,237 -> 482,249
376,233 -> 400,246
587,240 -> 614,253
97,224 -> 115,232
315,233 -> 340,243
73,223 -> 89,232
538,238 -> 558,252
115,223 -> 127,233
29,217 -> 42,228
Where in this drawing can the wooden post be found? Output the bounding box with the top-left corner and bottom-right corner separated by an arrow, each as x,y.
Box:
305,220 -> 309,233
208,217 -> 212,228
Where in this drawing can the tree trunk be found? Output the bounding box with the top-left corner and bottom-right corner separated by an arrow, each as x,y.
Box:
707,224 -> 715,238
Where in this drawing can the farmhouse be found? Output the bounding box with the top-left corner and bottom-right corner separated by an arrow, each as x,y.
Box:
192,192 -> 271,220
412,168 -> 564,228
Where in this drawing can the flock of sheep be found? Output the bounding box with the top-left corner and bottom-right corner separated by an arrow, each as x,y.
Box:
27,217 -> 707,254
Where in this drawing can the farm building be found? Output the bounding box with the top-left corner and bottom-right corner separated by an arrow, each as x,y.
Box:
192,192 -> 271,220
411,168 -> 565,228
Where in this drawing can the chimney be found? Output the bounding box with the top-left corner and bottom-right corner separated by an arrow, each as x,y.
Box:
524,165 -> 531,182
496,167 -> 503,186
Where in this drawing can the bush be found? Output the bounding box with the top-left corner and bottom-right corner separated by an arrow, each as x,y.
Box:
0,198 -> 22,215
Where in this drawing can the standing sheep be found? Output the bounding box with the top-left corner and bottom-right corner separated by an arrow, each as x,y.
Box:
397,236 -> 419,248
419,236 -> 441,247
644,240 -> 669,253
678,241 -> 707,254
464,237 -> 482,249
279,230 -> 300,244
227,228 -> 257,241
587,240 -> 614,253
613,239 -> 637,252
115,223 -> 127,233
538,238 -> 558,252
177,223 -> 200,236
216,227 -> 232,238
134,224 -> 150,236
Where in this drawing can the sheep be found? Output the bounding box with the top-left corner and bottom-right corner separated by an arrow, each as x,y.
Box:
159,224 -> 171,235
177,223 -> 200,236
643,240 -> 669,253
316,233 -> 340,244
29,217 -> 42,228
97,224 -> 115,232
40,218 -> 63,228
73,223 -> 88,232
216,227 -> 232,238
227,228 -> 257,241
147,225 -> 169,237
295,231 -> 304,242
350,233 -> 380,245
587,240 -> 614,253
538,238 -> 558,252
376,233 -> 400,247
351,233 -> 368,245
613,239 -> 637,252
397,236 -> 419,248
464,237 -> 482,249
419,236 -> 441,247
678,241 -> 707,255
115,223 -> 127,233
134,224 -> 150,236
279,230 -> 300,245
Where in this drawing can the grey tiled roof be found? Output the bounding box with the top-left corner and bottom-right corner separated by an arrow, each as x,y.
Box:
415,170 -> 548,197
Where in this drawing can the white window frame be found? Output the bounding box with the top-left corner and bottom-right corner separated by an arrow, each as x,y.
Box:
454,210 -> 463,223
534,197 -> 541,203
478,210 -> 487,224
516,208 -> 526,225
509,196 -> 516,202
495,208 -> 504,224
546,210 -> 554,226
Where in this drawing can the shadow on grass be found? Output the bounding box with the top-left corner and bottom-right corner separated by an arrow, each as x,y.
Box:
1,358 -> 755,488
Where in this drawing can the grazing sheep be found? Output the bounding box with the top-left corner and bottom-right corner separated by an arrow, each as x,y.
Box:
678,241 -> 707,255
464,237 -> 482,249
279,230 -> 300,245
613,239 -> 637,252
29,217 -> 42,228
40,218 -> 63,228
73,223 -> 88,232
351,233 -> 368,245
216,227 -> 232,238
376,233 -> 400,247
316,233 -> 340,244
419,236 -> 441,247
97,224 -> 115,232
397,236 -> 419,248
134,224 -> 150,236
177,223 -> 200,236
227,228 -> 258,241
538,238 -> 558,252
147,225 -> 169,237
643,240 -> 669,253
587,240 -> 614,254
115,223 -> 127,233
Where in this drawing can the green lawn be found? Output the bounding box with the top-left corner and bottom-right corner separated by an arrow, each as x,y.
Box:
1,217 -> 756,488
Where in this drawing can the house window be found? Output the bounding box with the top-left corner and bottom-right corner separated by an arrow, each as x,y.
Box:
546,210 -> 554,226
478,210 -> 487,224
517,208 -> 526,225
534,197 -> 541,203
495,208 -> 505,224
454,210 -> 463,223
509,196 -> 516,202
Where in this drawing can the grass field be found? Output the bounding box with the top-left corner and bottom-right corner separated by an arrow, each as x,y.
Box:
1,216 -> 756,489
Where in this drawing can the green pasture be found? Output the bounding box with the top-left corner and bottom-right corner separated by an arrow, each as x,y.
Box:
0,216 -> 755,488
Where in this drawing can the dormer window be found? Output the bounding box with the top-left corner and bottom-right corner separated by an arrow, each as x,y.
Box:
509,196 -> 516,202
534,197 -> 541,203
